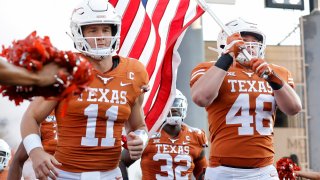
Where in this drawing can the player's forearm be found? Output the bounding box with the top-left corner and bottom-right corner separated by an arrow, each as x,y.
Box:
20,114 -> 44,159
20,112 -> 41,139
193,150 -> 207,179
274,83 -> 302,115
126,95 -> 148,133
7,142 -> 29,180
7,162 -> 23,180
193,158 -> 207,180
119,160 -> 129,180
128,113 -> 148,132
134,123 -> 148,132
21,98 -> 56,138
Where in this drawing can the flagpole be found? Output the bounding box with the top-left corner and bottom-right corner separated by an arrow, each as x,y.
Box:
194,0 -> 270,79
195,0 -> 232,35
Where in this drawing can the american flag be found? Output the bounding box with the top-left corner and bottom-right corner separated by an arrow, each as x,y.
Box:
109,0 -> 205,133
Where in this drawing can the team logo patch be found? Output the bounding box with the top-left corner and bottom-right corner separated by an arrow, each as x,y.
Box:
153,139 -> 160,143
182,141 -> 189,145
227,72 -> 236,76
120,81 -> 131,87
169,138 -> 179,144
242,71 -> 254,78
96,75 -> 114,85
127,72 -> 134,80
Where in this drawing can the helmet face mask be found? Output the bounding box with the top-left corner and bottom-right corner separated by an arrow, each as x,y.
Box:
236,41 -> 265,64
70,0 -> 121,60
0,139 -> 11,171
166,90 -> 188,126
217,18 -> 266,65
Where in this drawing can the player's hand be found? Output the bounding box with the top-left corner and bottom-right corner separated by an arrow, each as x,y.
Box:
250,58 -> 285,89
29,147 -> 61,180
249,58 -> 272,78
36,62 -> 69,87
126,132 -> 144,160
224,33 -> 245,58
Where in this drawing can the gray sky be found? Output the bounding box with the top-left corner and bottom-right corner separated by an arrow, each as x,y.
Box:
0,0 -> 310,148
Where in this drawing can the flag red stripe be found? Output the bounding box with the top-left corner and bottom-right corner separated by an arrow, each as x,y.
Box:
143,1 -> 171,112
166,0 -> 190,48
145,1 -> 190,129
144,0 -> 189,119
109,0 -> 119,7
128,16 -> 151,59
143,64 -> 161,114
118,0 -> 140,51
145,45 -> 175,130
145,0 -> 169,78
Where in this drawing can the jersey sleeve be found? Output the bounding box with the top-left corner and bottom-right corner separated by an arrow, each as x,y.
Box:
190,61 -> 213,88
131,59 -> 149,95
286,70 -> 295,88
271,64 -> 295,88
40,111 -> 57,155
196,129 -> 209,148
188,126 -> 209,148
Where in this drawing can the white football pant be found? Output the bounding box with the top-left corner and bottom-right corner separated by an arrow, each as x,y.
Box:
53,167 -> 122,180
204,165 -> 279,180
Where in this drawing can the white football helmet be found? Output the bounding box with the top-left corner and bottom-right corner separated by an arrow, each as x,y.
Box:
0,139 -> 11,171
217,18 -> 266,64
70,0 -> 121,60
166,89 -> 188,126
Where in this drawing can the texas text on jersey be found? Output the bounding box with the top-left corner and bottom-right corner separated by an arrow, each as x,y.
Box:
141,124 -> 208,179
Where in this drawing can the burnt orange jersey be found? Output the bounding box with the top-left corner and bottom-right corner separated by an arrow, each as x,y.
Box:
190,62 -> 294,168
0,169 -> 8,179
40,112 -> 57,155
54,56 -> 149,172
141,124 -> 208,180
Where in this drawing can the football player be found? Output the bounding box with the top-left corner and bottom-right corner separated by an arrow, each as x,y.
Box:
190,18 -> 302,179
20,0 -> 149,179
8,112 -> 57,180
120,89 -> 208,180
0,139 -> 11,179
